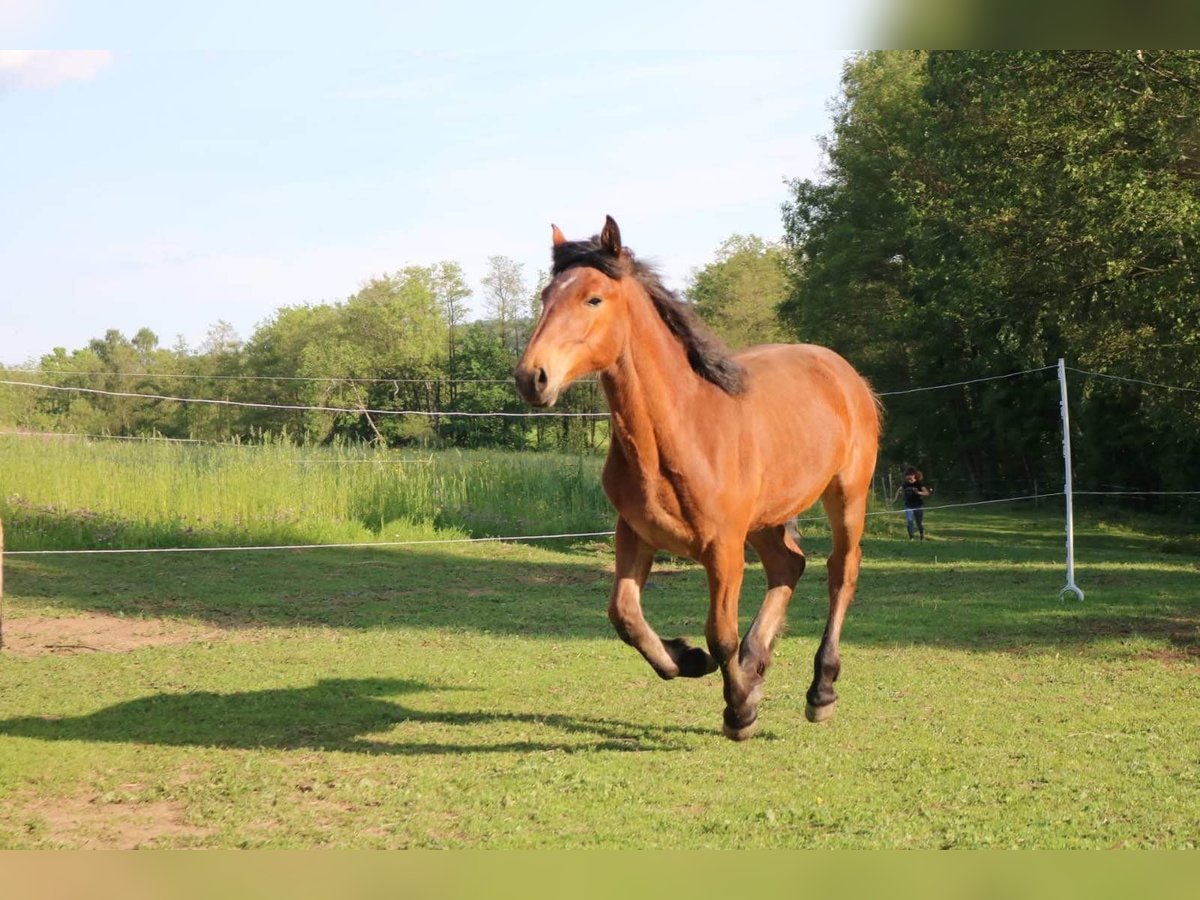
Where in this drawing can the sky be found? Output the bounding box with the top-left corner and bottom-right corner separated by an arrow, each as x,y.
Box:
0,1 -> 874,365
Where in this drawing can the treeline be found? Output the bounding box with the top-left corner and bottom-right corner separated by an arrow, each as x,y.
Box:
0,259 -> 608,452
782,51 -> 1200,502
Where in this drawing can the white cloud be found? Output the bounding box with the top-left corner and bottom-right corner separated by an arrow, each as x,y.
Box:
0,50 -> 113,89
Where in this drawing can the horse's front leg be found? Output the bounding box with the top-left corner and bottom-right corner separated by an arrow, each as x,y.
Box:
608,517 -> 717,679
702,540 -> 761,741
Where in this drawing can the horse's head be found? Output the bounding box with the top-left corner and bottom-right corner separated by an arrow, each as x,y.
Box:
515,216 -> 632,407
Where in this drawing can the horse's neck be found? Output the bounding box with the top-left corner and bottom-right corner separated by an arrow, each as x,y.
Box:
601,310 -> 702,470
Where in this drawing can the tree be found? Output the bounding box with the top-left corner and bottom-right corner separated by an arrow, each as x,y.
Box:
782,51 -> 1200,498
442,322 -> 527,449
781,51 -> 927,378
429,261 -> 471,402
302,268 -> 447,445
175,321 -> 245,440
131,327 -> 159,364
240,303 -> 339,438
519,268 -> 551,354
27,343 -> 109,434
480,255 -> 528,356
913,51 -> 1200,494
686,235 -> 790,349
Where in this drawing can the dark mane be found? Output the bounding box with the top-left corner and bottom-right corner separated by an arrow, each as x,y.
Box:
552,237 -> 746,395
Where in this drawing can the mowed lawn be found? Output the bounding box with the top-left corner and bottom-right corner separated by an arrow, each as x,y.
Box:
0,508 -> 1197,848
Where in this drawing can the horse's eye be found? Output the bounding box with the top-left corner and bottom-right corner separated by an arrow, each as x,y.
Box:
586,296 -> 603,307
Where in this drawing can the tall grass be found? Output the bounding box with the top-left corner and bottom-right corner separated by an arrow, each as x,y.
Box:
2,434 -> 920,552
0,435 -> 611,550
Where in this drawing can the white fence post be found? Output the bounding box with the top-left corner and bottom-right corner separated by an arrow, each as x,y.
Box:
1058,358 -> 1084,601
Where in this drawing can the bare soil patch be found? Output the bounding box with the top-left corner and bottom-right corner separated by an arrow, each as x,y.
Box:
1,613 -> 224,658
19,789 -> 212,848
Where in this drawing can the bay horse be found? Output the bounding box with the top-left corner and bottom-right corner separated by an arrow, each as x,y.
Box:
515,217 -> 881,741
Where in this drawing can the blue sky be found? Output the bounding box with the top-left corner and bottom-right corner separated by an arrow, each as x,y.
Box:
1,2 -> 870,364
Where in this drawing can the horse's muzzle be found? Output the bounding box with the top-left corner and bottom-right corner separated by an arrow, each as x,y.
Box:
514,365 -> 556,407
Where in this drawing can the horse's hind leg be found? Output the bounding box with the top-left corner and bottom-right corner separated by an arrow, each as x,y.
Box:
807,477 -> 869,723
608,517 -> 717,679
741,523 -> 807,684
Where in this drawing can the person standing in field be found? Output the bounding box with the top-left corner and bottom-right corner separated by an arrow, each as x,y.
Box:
894,467 -> 932,540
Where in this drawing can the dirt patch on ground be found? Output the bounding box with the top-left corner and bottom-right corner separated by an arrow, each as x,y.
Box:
1137,645 -> 1200,665
1,613 -> 225,658
18,788 -> 213,849
1078,614 -> 1199,666
516,569 -> 608,587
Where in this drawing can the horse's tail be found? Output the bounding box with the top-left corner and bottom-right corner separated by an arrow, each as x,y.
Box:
867,379 -> 885,433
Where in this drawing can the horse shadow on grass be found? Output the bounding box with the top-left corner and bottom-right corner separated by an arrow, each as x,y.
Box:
0,677 -> 720,755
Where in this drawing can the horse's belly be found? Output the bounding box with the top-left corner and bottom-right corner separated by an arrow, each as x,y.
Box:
625,506 -> 699,558
749,494 -> 825,534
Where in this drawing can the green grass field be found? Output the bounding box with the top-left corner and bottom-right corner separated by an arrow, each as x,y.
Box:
0,437 -> 1197,847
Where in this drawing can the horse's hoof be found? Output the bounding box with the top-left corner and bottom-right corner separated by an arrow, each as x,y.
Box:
805,700 -> 837,723
664,637 -> 718,677
722,718 -> 759,742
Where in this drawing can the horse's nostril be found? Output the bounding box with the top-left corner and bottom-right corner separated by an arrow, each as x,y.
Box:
536,368 -> 548,389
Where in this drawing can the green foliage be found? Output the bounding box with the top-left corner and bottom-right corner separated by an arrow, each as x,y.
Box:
686,235 -> 790,349
783,51 -> 1200,501
442,323 -> 530,450
480,255 -> 529,357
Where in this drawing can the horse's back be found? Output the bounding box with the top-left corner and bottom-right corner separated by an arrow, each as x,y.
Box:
733,342 -> 880,488
735,343 -> 878,426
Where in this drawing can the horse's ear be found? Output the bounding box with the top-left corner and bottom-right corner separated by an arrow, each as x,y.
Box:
551,224 -> 566,246
600,215 -> 622,256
